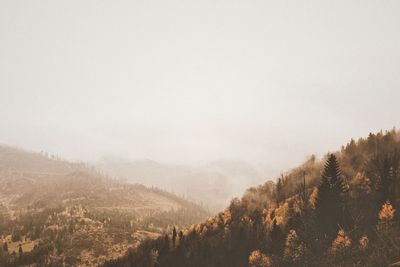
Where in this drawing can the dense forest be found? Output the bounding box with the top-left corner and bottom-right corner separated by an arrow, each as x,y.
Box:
105,129 -> 400,267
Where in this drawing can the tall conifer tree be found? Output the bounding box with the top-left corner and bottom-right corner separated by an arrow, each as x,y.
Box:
315,154 -> 347,241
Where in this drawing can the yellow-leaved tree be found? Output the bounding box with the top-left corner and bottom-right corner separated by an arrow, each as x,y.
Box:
331,229 -> 352,252
379,201 -> 395,223
284,229 -> 304,264
248,250 -> 272,267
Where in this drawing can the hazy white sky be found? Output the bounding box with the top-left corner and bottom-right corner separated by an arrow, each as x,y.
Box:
1,0 -> 399,170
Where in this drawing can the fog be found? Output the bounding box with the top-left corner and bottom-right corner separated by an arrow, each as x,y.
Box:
1,1 -> 400,204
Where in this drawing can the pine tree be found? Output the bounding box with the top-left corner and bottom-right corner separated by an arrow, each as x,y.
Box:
374,154 -> 393,205
172,226 -> 177,248
178,231 -> 183,240
315,154 -> 348,242
163,234 -> 170,252
270,219 -> 285,254
276,176 -> 285,204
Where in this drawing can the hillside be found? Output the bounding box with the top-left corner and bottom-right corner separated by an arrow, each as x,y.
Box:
104,129 -> 400,267
0,146 -> 209,266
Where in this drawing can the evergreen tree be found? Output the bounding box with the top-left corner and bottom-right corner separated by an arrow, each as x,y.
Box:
276,176 -> 285,204
172,226 -> 177,248
163,234 -> 170,252
178,230 -> 184,248
376,152 -> 400,205
374,154 -> 393,205
270,219 -> 285,254
315,154 -> 348,242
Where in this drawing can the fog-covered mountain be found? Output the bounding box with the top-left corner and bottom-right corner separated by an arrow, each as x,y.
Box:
96,157 -> 272,211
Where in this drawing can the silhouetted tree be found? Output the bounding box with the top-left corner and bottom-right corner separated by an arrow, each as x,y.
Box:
177,230 -> 184,249
373,154 -> 393,205
270,219 -> 285,254
276,177 -> 284,204
372,151 -> 400,207
315,154 -> 348,242
163,234 -> 170,252
172,226 -> 177,248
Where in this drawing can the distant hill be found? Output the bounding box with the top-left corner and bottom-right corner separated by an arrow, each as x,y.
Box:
0,145 -> 208,266
96,157 -> 270,211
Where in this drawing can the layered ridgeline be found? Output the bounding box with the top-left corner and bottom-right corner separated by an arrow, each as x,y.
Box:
105,129 -> 400,267
0,146 -> 209,266
96,158 -> 269,212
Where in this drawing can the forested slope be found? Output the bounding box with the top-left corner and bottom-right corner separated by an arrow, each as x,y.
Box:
0,146 -> 208,266
105,129 -> 400,267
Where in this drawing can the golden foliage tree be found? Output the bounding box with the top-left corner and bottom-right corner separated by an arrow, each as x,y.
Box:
378,201 -> 395,223
284,229 -> 304,263
248,250 -> 272,267
331,229 -> 352,252
358,235 -> 369,250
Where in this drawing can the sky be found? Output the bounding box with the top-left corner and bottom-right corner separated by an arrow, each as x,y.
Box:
1,0 -> 400,172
